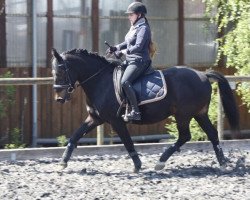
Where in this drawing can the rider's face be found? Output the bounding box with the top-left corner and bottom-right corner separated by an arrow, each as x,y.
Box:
128,13 -> 140,25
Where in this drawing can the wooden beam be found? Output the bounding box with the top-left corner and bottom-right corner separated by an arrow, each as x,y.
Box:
46,0 -> 53,68
0,77 -> 53,85
91,0 -> 99,52
0,0 -> 6,67
178,0 -> 184,65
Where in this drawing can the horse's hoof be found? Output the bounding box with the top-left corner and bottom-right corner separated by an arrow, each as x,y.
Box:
219,163 -> 231,173
133,163 -> 142,173
58,161 -> 68,170
133,167 -> 140,173
155,161 -> 165,171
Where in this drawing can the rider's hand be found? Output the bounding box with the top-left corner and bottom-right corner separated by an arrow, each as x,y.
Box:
108,46 -> 117,54
116,51 -> 123,59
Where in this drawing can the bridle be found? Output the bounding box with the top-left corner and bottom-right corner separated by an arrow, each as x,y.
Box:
53,59 -> 107,94
53,60 -> 75,93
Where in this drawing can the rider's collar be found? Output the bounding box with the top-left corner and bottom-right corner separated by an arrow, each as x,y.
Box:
132,18 -> 146,29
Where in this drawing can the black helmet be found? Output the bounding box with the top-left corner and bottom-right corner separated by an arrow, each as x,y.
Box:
125,2 -> 147,15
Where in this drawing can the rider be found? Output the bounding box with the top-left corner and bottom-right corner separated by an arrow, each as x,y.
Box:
108,2 -> 155,121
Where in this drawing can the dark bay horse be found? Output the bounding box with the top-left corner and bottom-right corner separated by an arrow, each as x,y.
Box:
51,48 -> 239,172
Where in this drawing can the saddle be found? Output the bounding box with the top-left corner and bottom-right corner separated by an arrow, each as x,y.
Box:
113,65 -> 167,117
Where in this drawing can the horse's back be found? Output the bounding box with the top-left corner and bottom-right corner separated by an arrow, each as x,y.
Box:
163,66 -> 207,81
163,66 -> 210,88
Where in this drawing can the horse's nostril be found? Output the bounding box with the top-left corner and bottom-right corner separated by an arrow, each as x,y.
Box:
56,97 -> 65,104
56,97 -> 63,102
54,93 -> 64,103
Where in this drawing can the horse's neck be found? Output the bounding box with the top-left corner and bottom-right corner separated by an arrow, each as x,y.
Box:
80,63 -> 114,103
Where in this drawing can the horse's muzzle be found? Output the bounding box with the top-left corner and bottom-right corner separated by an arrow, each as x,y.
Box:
54,91 -> 71,104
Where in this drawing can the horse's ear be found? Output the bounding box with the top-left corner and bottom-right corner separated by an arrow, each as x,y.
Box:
52,48 -> 63,62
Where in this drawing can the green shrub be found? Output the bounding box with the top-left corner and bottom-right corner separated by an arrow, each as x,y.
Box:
57,135 -> 67,147
0,71 -> 16,118
204,0 -> 250,111
4,128 -> 25,149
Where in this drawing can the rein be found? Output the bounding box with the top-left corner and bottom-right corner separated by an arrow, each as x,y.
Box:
77,66 -> 107,87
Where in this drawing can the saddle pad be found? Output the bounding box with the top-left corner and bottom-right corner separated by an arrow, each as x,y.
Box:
113,67 -> 167,106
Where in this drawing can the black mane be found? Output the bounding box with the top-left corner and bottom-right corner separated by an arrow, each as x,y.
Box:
64,48 -> 116,67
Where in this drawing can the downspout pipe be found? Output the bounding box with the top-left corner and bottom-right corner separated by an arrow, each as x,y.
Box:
32,0 -> 38,147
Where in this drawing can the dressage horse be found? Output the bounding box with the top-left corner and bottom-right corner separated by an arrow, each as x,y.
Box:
51,48 -> 239,172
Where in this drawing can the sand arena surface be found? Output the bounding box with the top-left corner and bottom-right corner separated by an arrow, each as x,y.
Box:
0,149 -> 250,200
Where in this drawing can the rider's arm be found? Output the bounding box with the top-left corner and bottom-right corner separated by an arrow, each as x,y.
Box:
116,41 -> 127,51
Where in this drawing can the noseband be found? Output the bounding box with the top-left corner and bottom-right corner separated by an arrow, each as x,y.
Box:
53,61 -> 75,93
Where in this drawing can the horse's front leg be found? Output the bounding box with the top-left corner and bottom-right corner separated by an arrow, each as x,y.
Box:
60,115 -> 102,169
111,120 -> 142,173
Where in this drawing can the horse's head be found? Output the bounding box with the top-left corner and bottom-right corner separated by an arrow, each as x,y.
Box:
51,48 -> 77,103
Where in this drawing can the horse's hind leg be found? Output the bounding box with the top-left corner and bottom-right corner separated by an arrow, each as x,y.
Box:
155,117 -> 191,170
110,120 -> 141,173
194,114 -> 227,166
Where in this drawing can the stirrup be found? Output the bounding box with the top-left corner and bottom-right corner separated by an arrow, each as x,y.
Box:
123,111 -> 141,121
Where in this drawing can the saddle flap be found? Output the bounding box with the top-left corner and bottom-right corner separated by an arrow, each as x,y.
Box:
113,66 -> 125,101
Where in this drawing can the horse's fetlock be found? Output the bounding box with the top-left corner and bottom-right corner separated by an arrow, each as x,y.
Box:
185,134 -> 191,142
61,142 -> 76,163
67,140 -> 77,148
129,151 -> 138,158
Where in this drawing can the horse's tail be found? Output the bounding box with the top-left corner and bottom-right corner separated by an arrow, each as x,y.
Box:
205,71 -> 240,138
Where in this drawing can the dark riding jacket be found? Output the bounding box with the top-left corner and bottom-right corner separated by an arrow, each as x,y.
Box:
116,18 -> 151,63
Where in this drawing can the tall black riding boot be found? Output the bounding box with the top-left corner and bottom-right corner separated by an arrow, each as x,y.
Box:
122,81 -> 141,121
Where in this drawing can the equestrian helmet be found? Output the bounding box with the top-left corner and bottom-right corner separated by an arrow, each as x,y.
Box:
125,2 -> 147,15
